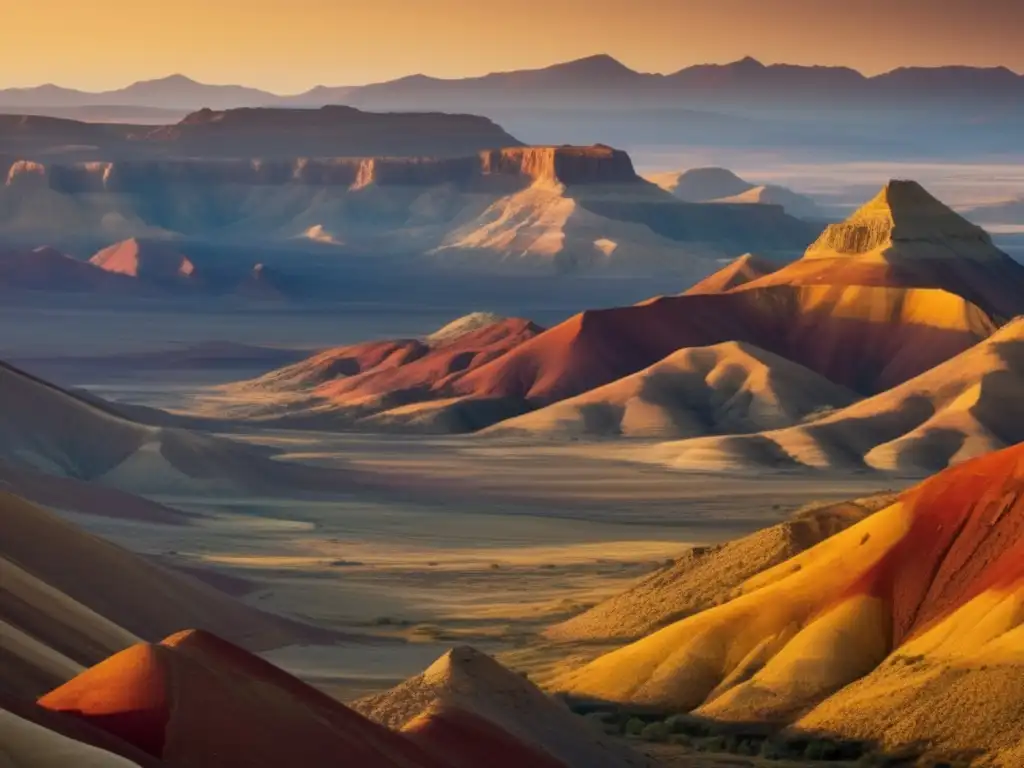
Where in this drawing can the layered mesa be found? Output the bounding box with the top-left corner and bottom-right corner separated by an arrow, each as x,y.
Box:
0,144 -> 814,273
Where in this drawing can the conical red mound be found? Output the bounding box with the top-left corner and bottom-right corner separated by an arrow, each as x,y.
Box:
39,630 -> 447,768
402,706 -> 568,768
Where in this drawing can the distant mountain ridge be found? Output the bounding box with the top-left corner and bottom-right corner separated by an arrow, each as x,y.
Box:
3,56 -> 1022,112
0,74 -> 279,110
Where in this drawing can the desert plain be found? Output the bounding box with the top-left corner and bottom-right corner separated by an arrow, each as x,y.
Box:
5,45 -> 1024,767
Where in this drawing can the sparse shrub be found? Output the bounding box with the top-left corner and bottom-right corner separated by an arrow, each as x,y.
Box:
640,721 -> 671,743
801,405 -> 838,424
624,717 -> 646,737
407,623 -> 444,641
667,734 -> 691,747
665,713 -> 711,737
760,739 -> 786,760
692,735 -> 727,752
762,737 -> 806,761
734,737 -> 761,756
805,738 -> 841,760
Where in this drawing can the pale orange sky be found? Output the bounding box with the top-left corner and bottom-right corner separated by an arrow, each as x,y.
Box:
3,0 -> 1022,92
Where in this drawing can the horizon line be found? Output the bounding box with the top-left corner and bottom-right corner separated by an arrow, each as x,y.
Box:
2,53 -> 1022,96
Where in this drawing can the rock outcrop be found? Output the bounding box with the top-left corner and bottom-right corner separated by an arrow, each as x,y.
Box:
805,180 -> 999,261
0,147 -> 817,275
744,180 -> 1024,318
2,146 -> 639,193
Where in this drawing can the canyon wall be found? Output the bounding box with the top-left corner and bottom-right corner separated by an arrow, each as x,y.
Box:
2,146 -> 641,193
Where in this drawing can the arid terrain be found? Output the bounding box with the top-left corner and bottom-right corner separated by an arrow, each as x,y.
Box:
5,37 -> 1024,768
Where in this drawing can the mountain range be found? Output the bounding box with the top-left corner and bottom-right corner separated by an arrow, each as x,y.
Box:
4,56 -> 1019,157
4,56 -> 1022,113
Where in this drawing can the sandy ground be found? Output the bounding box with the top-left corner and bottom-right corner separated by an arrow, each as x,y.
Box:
6,305 -> 911,703
64,428 -> 902,701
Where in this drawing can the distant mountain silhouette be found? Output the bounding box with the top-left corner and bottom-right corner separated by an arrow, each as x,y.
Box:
0,74 -> 279,110
3,57 -> 1021,112
110,75 -> 278,110
328,56 -> 1024,111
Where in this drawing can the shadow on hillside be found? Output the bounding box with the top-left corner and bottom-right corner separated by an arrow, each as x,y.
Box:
557,695 -> 985,766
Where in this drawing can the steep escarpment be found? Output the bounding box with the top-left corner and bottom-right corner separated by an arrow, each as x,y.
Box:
479,145 -> 636,185
1,146 -> 641,194
0,146 -> 816,274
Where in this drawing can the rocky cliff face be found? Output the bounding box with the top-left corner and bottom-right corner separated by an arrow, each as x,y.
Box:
480,146 -> 636,184
1,146 -> 641,193
0,145 -> 816,275
806,180 -> 997,259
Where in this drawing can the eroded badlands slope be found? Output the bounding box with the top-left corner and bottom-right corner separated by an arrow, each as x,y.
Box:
556,442 -> 1024,765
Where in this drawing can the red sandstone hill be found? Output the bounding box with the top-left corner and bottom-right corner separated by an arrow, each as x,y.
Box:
205,181 -> 1014,435
0,490 -> 331,702
215,316 -> 545,430
35,631 -> 626,768
446,181 -> 1018,405
39,630 -> 448,768
402,706 -> 568,768
35,632 -> 648,768
556,441 -> 1024,764
448,283 -> 995,403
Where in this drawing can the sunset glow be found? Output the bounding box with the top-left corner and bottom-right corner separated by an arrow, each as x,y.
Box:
3,0 -> 1022,91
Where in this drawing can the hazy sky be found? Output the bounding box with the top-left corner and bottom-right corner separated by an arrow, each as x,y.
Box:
3,0 -> 1022,92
